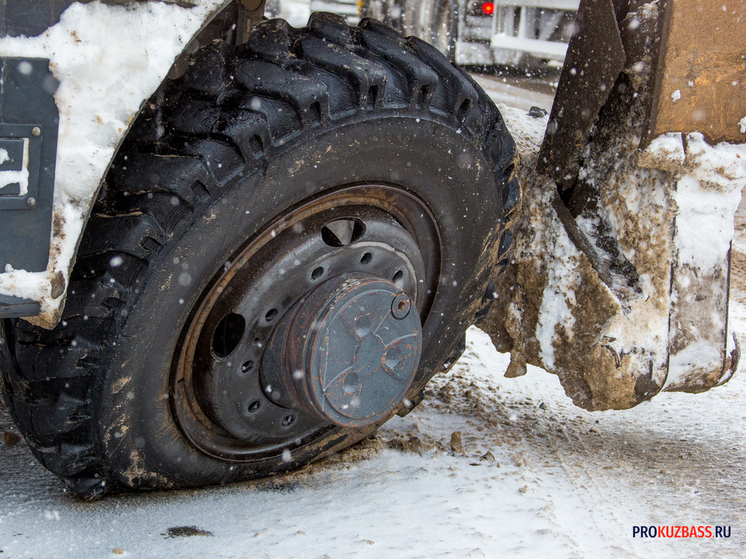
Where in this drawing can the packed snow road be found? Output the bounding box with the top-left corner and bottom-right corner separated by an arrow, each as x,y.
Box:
2,323 -> 745,558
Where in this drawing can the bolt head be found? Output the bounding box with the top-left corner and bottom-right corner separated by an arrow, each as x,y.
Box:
391,292 -> 412,319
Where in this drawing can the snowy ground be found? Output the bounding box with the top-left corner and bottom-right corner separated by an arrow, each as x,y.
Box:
2,326 -> 745,558
2,4 -> 745,558
2,188 -> 745,559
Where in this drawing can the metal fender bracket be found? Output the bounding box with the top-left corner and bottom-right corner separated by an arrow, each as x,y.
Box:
0,294 -> 40,317
0,57 -> 59,317
0,124 -> 43,209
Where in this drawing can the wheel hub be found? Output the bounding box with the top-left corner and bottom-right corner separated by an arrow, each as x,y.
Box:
172,187 -> 440,460
261,273 -> 422,427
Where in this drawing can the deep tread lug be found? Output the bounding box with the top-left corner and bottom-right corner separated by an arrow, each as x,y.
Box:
72,252 -> 149,290
37,443 -> 99,477
485,126 -> 517,175
15,343 -> 97,382
182,40 -> 234,96
217,109 -> 271,160
359,17 -> 407,47
97,193 -> 195,236
240,18 -> 298,66
498,230 -> 515,260
308,11 -> 355,46
108,152 -> 218,205
299,36 -> 388,109
235,60 -> 329,127
181,138 -> 246,186
65,475 -> 108,500
77,215 -> 165,261
169,99 -> 222,136
503,175 -> 521,218
405,37 -> 480,123
359,29 -> 439,108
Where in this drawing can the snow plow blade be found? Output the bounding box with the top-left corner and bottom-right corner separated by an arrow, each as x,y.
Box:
481,0 -> 746,410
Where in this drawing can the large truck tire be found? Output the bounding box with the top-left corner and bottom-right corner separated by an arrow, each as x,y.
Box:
0,13 -> 518,499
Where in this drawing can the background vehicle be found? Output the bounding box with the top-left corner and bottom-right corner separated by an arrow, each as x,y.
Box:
0,0 -> 744,498
342,0 -> 579,67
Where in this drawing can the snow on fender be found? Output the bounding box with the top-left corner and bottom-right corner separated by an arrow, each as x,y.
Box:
0,0 -> 229,328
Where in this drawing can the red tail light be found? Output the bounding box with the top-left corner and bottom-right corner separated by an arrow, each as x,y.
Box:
482,2 -> 495,15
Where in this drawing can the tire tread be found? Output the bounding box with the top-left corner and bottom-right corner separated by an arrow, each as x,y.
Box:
0,12 -> 519,498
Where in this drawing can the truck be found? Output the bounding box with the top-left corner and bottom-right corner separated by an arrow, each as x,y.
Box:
0,0 -> 744,499
348,0 -> 579,67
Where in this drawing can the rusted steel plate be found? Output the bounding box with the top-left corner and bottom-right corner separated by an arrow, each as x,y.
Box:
651,0 -> 746,144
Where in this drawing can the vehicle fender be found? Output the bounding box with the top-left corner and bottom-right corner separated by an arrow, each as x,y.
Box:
0,0 -> 231,328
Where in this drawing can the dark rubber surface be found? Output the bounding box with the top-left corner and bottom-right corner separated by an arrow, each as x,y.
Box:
0,12 -> 518,498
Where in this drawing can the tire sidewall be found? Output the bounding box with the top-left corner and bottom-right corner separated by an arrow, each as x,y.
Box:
98,114 -> 502,490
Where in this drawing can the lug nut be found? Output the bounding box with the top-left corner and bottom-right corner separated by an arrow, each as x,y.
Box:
391,292 -> 411,319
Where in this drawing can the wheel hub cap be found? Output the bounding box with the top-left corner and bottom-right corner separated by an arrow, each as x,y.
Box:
262,273 -> 422,428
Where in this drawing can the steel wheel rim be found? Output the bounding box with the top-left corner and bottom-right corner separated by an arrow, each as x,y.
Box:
170,184 -> 442,461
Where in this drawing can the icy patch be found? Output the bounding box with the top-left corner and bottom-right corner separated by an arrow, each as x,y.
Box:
0,148 -> 9,165
739,116 -> 746,134
671,89 -> 681,102
0,0 -> 227,323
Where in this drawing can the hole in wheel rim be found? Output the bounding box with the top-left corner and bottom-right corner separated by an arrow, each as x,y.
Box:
321,218 -> 366,247
212,313 -> 246,358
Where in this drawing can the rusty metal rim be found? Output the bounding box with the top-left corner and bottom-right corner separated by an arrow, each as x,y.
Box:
170,183 -> 442,461
260,272 -> 423,427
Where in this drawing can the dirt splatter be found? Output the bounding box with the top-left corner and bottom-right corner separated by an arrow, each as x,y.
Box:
2,431 -> 21,447
482,2 -> 743,411
163,526 -> 213,538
